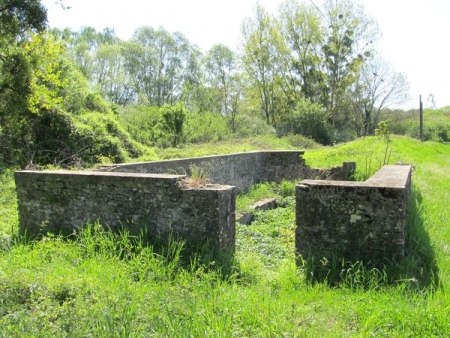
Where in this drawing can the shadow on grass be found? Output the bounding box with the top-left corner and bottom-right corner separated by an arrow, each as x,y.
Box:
149,235 -> 239,282
301,185 -> 439,291
399,186 -> 439,290
21,221 -> 240,283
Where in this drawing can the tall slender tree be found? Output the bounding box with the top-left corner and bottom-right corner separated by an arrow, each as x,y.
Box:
320,0 -> 379,128
279,0 -> 325,103
241,4 -> 288,126
93,42 -> 136,106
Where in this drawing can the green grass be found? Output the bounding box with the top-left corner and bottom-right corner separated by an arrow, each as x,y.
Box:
236,182 -> 278,212
139,134 -> 319,162
236,180 -> 297,217
388,106 -> 450,142
1,135 -> 450,336
0,169 -> 18,235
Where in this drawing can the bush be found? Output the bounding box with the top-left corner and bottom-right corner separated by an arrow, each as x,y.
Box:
328,126 -> 358,144
279,100 -> 332,145
185,111 -> 230,143
390,120 -> 450,143
118,105 -> 160,146
0,108 -> 79,167
0,106 -> 153,167
234,114 -> 276,138
158,103 -> 187,147
119,104 -> 188,148
73,112 -> 150,165
119,105 -> 277,148
84,93 -> 112,114
387,108 -> 450,143
281,134 -> 320,149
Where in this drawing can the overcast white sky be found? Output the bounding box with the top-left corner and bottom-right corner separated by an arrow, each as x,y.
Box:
41,0 -> 450,109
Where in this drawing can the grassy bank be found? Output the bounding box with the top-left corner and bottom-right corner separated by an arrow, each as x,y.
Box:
1,135 -> 450,336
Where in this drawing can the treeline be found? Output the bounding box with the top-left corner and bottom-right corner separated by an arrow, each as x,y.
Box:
1,0 -> 411,168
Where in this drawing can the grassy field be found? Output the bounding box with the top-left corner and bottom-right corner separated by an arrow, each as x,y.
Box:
1,135 -> 450,336
388,106 -> 450,143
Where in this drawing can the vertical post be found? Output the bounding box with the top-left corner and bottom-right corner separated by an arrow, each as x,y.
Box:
419,95 -> 424,142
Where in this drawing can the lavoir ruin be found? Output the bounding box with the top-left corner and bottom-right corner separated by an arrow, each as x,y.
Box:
14,150 -> 412,263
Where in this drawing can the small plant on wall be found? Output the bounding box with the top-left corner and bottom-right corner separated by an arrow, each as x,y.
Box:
178,165 -> 210,189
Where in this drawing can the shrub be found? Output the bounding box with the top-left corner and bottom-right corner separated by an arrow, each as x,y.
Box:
84,93 -> 112,114
279,100 -> 332,145
72,112 -> 149,165
158,103 -> 187,147
118,105 -> 160,146
387,108 -> 450,143
185,111 -> 230,143
281,134 -> 320,149
234,114 -> 276,138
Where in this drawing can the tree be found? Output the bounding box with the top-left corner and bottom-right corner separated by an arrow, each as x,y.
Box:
94,42 -> 136,106
351,55 -> 410,136
1,22 -> 125,167
241,0 -> 379,136
241,4 -> 289,126
0,0 -> 48,164
203,44 -> 237,114
0,0 -> 47,112
0,0 -> 46,39
54,27 -> 123,93
278,0 -> 325,103
320,0 -> 379,128
280,99 -> 331,144
69,26 -> 99,79
200,44 -> 242,132
1,32 -> 104,165
124,27 -> 198,107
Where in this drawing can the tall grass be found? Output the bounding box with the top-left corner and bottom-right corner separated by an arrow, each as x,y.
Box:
1,136 -> 450,335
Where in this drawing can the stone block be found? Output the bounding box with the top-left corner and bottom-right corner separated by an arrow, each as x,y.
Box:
15,170 -> 236,251
296,165 -> 412,263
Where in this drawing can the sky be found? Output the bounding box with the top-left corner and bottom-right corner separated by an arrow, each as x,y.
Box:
41,0 -> 450,110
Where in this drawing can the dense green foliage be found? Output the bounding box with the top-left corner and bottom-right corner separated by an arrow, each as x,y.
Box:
388,106 -> 450,142
1,0 -> 442,169
0,5 -> 144,168
278,100 -> 332,144
1,136 -> 450,336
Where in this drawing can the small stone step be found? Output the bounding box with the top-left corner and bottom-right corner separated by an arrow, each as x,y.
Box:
237,213 -> 254,225
237,198 -> 277,225
253,198 -> 277,211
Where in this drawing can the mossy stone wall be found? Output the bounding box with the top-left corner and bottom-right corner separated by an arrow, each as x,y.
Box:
296,165 -> 412,262
15,171 -> 235,250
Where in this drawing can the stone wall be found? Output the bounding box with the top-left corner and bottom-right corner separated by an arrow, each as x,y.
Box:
295,165 -> 412,263
98,151 -> 265,192
14,151 -> 355,253
97,151 -> 353,192
15,171 -> 236,250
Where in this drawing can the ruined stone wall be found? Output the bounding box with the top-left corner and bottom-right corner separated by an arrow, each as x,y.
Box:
98,151 -> 265,192
259,151 -> 308,182
15,171 -> 235,250
14,151 -> 356,253
295,165 -> 412,262
98,151 -> 353,192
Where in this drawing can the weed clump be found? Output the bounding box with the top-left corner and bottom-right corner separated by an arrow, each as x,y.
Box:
177,165 -> 211,189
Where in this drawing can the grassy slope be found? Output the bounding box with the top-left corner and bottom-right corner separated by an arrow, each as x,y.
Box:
144,134 -> 316,161
1,135 -> 450,336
